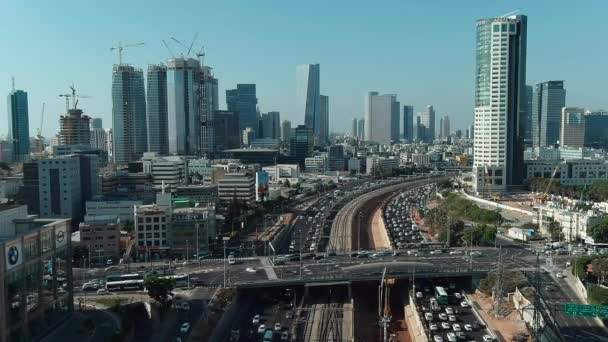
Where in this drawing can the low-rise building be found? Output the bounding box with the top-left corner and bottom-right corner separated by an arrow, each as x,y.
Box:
79,215 -> 121,263
85,200 -> 141,224
174,185 -> 218,206
366,156 -> 398,175
347,158 -> 361,174
169,206 -> 216,258
218,172 -> 255,203
134,192 -> 172,260
525,159 -> 608,187
305,154 -> 328,174
141,153 -> 187,192
537,203 -> 603,242
262,164 -> 301,185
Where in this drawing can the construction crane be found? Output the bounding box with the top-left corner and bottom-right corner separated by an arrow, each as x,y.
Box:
110,42 -> 145,65
170,33 -> 199,57
162,39 -> 176,58
37,102 -> 45,138
196,45 -> 206,65
534,165 -> 560,205
58,85 -> 91,111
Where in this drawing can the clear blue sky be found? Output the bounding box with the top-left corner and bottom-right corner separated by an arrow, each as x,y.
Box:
1,0 -> 606,137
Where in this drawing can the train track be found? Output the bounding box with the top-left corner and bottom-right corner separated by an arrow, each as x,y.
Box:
329,178 -> 443,253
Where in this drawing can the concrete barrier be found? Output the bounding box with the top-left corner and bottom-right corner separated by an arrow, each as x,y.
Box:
460,191 -> 535,217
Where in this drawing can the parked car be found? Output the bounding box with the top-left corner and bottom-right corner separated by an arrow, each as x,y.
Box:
252,314 -> 261,325
257,325 -> 266,334
460,301 -> 469,308
430,323 -> 438,331
464,324 -> 472,331
96,289 -> 109,295
180,323 -> 190,333
483,335 -> 494,342
441,322 -> 451,329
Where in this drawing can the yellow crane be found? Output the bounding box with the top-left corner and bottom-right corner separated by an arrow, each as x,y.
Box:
110,42 -> 145,65
534,165 -> 560,205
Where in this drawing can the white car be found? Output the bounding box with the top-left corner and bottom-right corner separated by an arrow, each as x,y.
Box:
441,322 -> 451,329
454,292 -> 462,299
430,323 -> 438,331
425,313 -> 433,321
416,292 -> 423,299
464,324 -> 472,331
460,301 -> 469,308
245,267 -> 257,273
452,323 -> 461,332
96,288 -> 109,295
252,314 -> 261,325
446,332 -> 457,342
566,261 -> 571,267
556,272 -> 564,278
448,315 -> 456,322
228,257 -> 236,265
257,324 -> 266,334
483,335 -> 494,342
180,322 -> 190,333
281,331 -> 289,341
438,313 -> 448,320
274,322 -> 282,331
445,307 -> 454,315
433,335 -> 444,342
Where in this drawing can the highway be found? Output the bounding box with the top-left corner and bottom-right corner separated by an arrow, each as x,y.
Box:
329,177 -> 443,253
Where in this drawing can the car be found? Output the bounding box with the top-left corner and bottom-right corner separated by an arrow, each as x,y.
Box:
246,267 -> 257,273
82,282 -> 98,291
460,301 -> 469,308
441,322 -> 451,329
455,331 -> 466,340
286,311 -> 294,319
430,323 -> 438,331
416,292 -> 423,299
180,322 -> 190,333
483,335 -> 494,342
257,324 -> 266,334
425,313 -> 433,321
556,272 -> 564,278
454,292 -> 462,299
281,331 -> 289,341
96,288 -> 109,295
446,332 -> 457,342
274,323 -> 282,331
566,261 -> 571,267
228,257 -> 236,265
445,307 -> 454,315
464,324 -> 472,331
449,250 -> 463,255
448,315 -> 456,322
470,251 -> 482,257
430,250 -> 442,255
407,250 -> 418,256
252,314 -> 261,325
438,313 -> 448,320
452,323 -> 461,332
433,335 -> 444,342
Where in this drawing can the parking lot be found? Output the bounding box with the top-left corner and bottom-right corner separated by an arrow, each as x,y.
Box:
413,280 -> 493,342
383,185 -> 436,250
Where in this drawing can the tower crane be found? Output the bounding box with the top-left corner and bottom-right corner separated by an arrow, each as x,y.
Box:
110,42 -> 145,65
58,85 -> 91,111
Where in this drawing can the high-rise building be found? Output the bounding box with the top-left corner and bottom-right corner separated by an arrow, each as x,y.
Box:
259,111 -> 281,139
584,110 -> 608,150
59,107 -> 91,146
441,115 -> 450,139
167,58 -> 202,155
147,64 -> 168,155
328,145 -> 345,171
473,15 -> 527,193
242,127 -> 256,146
468,124 -> 475,140
403,105 -> 414,142
296,64 -> 320,142
415,115 -> 423,142
390,99 -> 401,143
560,107 -> 585,148
357,119 -> 365,140
226,84 -> 257,132
365,92 -> 398,145
319,95 -> 329,147
290,125 -> 313,166
112,64 -> 147,164
532,81 -> 566,148
420,105 -> 435,143
91,117 -> 103,129
524,85 -> 533,146
199,65 -> 219,157
281,120 -> 292,144
351,118 -> 358,138
213,110 -> 240,152
7,88 -> 30,162
439,117 -> 444,139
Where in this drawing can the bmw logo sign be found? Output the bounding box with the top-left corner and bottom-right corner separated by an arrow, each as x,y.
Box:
56,230 -> 65,243
7,246 -> 19,266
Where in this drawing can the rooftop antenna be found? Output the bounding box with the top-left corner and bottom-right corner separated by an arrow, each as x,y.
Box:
500,9 -> 520,17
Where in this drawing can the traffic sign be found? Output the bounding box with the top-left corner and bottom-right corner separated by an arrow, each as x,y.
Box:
564,303 -> 608,318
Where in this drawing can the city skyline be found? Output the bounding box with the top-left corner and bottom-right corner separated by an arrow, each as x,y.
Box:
1,1 -> 607,139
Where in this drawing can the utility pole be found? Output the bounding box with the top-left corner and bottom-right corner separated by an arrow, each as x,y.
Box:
493,246 -> 505,317
196,223 -> 201,268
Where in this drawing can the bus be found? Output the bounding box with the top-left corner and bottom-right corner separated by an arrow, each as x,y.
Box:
434,286 -> 448,305
160,274 -> 189,288
106,274 -> 144,291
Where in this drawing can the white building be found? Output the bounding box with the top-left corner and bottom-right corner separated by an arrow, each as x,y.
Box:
365,92 -> 397,145
525,159 -> 608,187
560,107 -> 585,148
366,156 -> 398,175
85,200 -> 142,224
134,192 -> 172,258
537,203 -> 602,242
142,153 -> 187,191
188,158 -> 214,184
217,172 -> 255,203
473,16 -> 527,193
262,164 -> 301,184
305,154 -> 328,174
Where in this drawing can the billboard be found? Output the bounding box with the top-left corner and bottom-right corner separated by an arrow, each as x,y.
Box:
55,225 -> 67,248
5,239 -> 23,271
255,171 -> 270,202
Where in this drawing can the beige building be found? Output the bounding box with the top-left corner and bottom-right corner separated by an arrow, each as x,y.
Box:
79,215 -> 121,262
560,107 -> 585,148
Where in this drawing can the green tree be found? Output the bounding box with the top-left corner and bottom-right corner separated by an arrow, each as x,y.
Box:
547,221 -> 564,242
144,275 -> 175,304
591,257 -> 608,285
588,287 -> 608,306
588,216 -> 608,243
589,180 -> 608,202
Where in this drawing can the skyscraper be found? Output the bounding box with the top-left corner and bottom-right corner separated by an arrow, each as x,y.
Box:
319,95 -> 329,147
415,115 -> 423,142
200,65 -> 219,157
532,81 -> 566,148
403,105 -> 414,142
281,120 -> 292,144
91,118 -> 103,130
351,118 -> 358,138
420,105 -> 435,143
147,64 -> 168,155
584,110 -> 608,150
226,84 -> 257,132
167,58 -> 202,155
259,111 -> 281,139
390,99 -> 401,143
296,64 -> 320,142
112,64 -> 147,164
524,85 -> 533,146
7,88 -> 30,162
473,15 -> 527,193
560,107 -> 585,148
59,107 -> 91,146
365,92 -> 398,145
439,117 -> 444,139
441,115 -> 450,139
357,119 -> 365,140
290,125 -> 313,166
213,110 -> 240,152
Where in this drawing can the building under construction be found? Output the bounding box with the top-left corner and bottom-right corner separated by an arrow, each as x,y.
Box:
59,108 -> 91,146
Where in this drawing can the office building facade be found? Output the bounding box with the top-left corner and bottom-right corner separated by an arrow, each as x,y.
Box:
111,65 -> 147,164
420,105 -> 435,143
560,107 -> 585,148
226,84 -> 257,132
213,111 -> 240,152
351,118 -> 358,138
167,58 -> 202,155
217,172 -> 255,203
59,108 -> 90,147
357,119 -> 365,140
199,66 -> 219,157
441,115 -> 450,139
146,64 -> 168,155
403,105 -> 414,142
584,110 -> 608,150
532,81 -> 566,148
7,89 -> 30,162
365,92 -> 397,145
289,125 -> 313,166
296,64 -> 321,143
390,99 -> 401,143
319,95 -> 329,147
281,120 -> 292,144
524,85 -> 533,146
259,111 -> 281,139
473,15 -> 527,193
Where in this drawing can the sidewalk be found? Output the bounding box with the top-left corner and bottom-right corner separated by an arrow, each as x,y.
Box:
404,305 -> 428,342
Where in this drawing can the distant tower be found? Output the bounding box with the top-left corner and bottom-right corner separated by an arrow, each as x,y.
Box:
281,120 -> 292,144
296,64 -> 320,145
403,105 -> 414,142
365,92 -> 398,145
59,107 -> 91,146
319,95 -> 329,147
147,64 -> 168,155
421,105 -> 435,143
357,119 -> 365,140
7,85 -> 30,162
352,118 -> 358,138
532,81 -> 566,148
